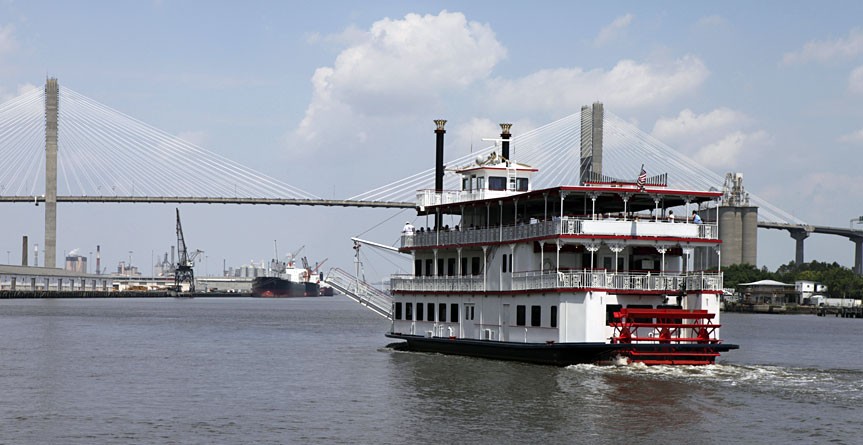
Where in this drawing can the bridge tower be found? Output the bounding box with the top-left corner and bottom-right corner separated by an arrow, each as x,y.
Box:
44,78 -> 59,268
579,102 -> 603,184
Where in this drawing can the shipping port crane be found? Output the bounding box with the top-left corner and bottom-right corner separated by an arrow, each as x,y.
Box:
174,208 -> 203,292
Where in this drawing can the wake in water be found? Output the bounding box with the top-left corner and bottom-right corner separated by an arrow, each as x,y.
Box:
565,361 -> 863,409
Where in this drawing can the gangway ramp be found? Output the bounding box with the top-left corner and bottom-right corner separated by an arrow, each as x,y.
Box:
324,268 -> 392,320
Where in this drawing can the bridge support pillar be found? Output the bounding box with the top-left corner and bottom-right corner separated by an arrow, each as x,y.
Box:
44,78 -> 59,268
853,237 -> 863,276
789,229 -> 810,266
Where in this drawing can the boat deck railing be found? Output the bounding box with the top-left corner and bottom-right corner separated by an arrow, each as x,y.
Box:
390,270 -> 723,293
401,216 -> 717,248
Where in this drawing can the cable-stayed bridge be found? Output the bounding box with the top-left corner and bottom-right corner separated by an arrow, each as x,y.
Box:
1,79 -> 861,272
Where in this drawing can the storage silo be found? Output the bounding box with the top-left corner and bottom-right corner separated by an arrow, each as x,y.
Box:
741,206 -> 759,265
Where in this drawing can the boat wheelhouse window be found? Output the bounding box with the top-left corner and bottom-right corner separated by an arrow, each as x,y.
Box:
437,259 -> 444,276
516,177 -> 529,191
461,257 -> 468,276
516,305 -> 526,326
414,260 -> 422,276
471,257 -> 480,276
462,177 -> 470,191
406,302 -> 414,321
606,304 -> 622,326
551,305 -> 558,328
477,176 -> 485,190
438,303 -> 446,322
451,303 -> 459,322
427,303 -> 435,321
417,302 -> 425,321
531,305 -> 541,327
489,176 -> 506,191
447,258 -> 455,276
395,302 -> 403,320
425,259 -> 433,276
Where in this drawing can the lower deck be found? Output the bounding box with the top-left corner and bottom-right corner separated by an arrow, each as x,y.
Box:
390,290 -> 722,344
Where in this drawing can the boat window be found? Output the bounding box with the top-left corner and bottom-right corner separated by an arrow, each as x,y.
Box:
438,303 -> 446,322
395,302 -> 402,320
451,303 -> 459,322
516,305 -> 526,326
516,178 -> 529,191
447,258 -> 455,276
464,304 -> 475,321
427,303 -> 435,321
425,259 -> 433,276
460,257 -> 468,276
462,177 -> 470,191
471,257 -> 480,276
406,302 -> 413,321
437,258 -> 444,276
414,259 -> 422,276
477,176 -> 485,190
489,176 -> 506,191
531,305 -> 541,327
417,302 -> 425,321
605,304 -> 622,326
551,305 -> 558,328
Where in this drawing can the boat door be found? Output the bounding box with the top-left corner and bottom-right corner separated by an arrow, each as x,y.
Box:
464,303 -> 477,339
501,304 -> 510,341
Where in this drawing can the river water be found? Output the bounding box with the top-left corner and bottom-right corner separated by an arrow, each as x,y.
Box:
1,297 -> 860,444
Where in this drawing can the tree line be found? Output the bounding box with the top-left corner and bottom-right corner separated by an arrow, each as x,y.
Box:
722,261 -> 863,299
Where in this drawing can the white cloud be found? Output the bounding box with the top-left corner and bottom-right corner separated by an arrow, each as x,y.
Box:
782,28 -> 863,65
694,15 -> 727,30
849,66 -> 863,93
0,24 -> 17,55
177,130 -> 209,147
693,130 -> 770,168
652,107 -> 748,145
486,56 -> 708,113
838,128 -> 863,143
798,172 -> 863,219
0,83 -> 38,103
651,108 -> 771,169
594,14 -> 633,47
295,10 -> 506,151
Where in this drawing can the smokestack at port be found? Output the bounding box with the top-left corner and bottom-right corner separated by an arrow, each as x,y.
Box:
22,235 -> 28,266
500,123 -> 512,161
434,120 -> 447,193
96,245 -> 101,275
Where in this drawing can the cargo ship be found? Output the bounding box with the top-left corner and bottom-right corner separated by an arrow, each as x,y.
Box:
382,118 -> 738,366
250,256 -> 327,298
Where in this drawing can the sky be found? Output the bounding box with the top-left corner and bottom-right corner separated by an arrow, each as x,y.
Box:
2,0 -> 863,281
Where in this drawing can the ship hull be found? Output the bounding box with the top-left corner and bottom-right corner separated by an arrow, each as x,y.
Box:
251,277 -> 322,298
385,333 -> 739,366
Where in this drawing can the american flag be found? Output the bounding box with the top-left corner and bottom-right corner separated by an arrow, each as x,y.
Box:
636,165 -> 647,191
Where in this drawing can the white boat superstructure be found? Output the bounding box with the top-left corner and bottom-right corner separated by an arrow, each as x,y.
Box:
385,120 -> 737,365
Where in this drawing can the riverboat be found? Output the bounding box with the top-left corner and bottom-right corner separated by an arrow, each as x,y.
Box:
385,120 -> 738,366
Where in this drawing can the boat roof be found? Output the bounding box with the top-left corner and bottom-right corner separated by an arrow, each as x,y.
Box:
421,184 -> 722,216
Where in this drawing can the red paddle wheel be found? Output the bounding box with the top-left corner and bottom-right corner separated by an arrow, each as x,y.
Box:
610,308 -> 725,365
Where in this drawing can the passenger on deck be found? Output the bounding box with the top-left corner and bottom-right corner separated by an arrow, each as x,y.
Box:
402,221 -> 415,235
668,210 -> 675,223
692,211 -> 702,224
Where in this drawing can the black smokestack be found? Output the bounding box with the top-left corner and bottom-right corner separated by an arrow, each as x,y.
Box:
500,123 -> 512,161
22,235 -> 28,266
434,119 -> 446,193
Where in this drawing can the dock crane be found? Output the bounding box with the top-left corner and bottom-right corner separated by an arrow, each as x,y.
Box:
174,208 -> 203,292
